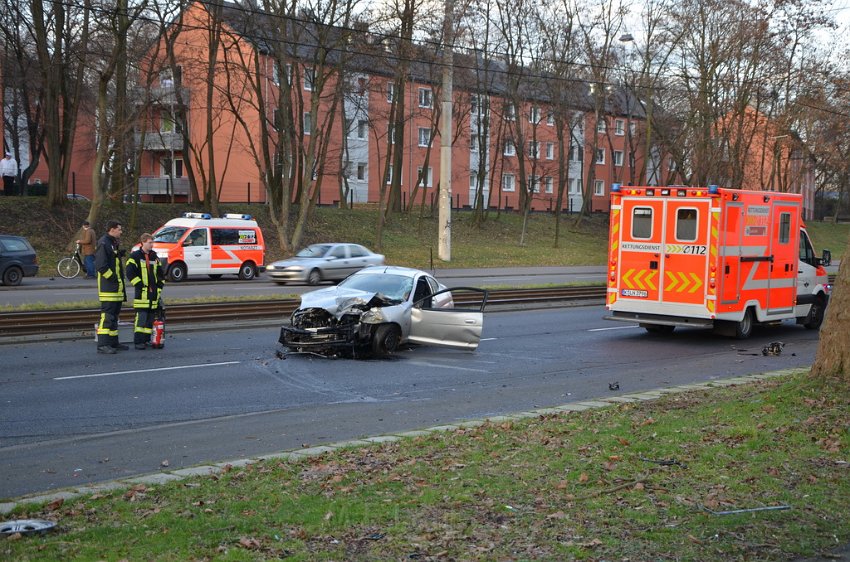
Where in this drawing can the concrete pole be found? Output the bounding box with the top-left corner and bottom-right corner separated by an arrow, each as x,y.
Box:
438,0 -> 454,261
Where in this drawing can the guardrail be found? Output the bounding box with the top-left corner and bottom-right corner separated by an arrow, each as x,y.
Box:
0,285 -> 608,337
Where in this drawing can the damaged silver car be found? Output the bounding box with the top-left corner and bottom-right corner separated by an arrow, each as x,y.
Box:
278,266 -> 488,357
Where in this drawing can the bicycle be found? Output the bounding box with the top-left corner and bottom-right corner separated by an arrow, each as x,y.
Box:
57,243 -> 83,279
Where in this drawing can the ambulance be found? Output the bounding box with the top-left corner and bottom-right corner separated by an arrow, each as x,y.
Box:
151,213 -> 265,282
604,184 -> 830,338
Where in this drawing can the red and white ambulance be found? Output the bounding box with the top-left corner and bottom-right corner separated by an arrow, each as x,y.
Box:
151,213 -> 265,282
604,184 -> 830,338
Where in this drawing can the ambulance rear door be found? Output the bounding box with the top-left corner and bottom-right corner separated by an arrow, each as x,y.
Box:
616,197 -> 664,303
660,198 -> 710,307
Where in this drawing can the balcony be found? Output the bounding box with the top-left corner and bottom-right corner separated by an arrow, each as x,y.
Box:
135,131 -> 184,152
138,176 -> 189,196
133,85 -> 190,107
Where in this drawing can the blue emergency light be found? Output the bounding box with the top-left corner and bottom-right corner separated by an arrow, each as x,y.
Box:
611,183 -> 621,192
708,185 -> 719,194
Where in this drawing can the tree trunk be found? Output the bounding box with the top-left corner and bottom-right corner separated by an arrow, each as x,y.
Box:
810,245 -> 850,380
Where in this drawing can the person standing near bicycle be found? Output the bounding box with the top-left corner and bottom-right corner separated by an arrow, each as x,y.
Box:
125,233 -> 164,350
95,220 -> 128,354
75,220 -> 96,278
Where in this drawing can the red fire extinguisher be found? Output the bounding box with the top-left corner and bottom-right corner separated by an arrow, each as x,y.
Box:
151,299 -> 166,349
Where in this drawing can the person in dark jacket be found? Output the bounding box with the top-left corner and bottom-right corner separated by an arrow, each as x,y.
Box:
125,233 -> 165,349
95,220 -> 127,354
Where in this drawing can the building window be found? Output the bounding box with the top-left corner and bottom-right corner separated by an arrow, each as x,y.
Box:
596,148 -> 605,164
594,179 -> 605,196
304,67 -> 315,91
503,173 -> 515,192
357,119 -> 367,139
528,141 -> 539,159
386,82 -> 395,102
613,150 -> 624,166
303,112 -> 312,135
629,121 -> 636,136
417,166 -> 433,187
597,118 -> 606,134
418,127 -> 431,147
504,139 -> 516,156
386,164 -> 396,184
569,144 -> 581,162
529,106 -> 541,124
544,176 -> 553,194
418,88 -> 432,108
504,103 -> 516,121
357,163 -> 366,180
546,142 -> 555,160
472,95 -> 490,117
547,111 -> 555,126
615,119 -> 625,136
569,178 -> 580,194
470,135 -> 479,152
528,175 -> 541,193
345,118 -> 354,138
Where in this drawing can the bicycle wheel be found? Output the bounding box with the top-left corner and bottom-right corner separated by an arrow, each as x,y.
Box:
57,257 -> 81,279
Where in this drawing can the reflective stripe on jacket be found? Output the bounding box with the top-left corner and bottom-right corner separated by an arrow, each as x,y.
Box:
95,234 -> 125,302
125,248 -> 164,309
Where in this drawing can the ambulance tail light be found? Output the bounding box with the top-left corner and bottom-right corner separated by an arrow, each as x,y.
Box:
629,189 -> 642,195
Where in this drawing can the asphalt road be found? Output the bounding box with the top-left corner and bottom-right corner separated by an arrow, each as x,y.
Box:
0,305 -> 819,499
0,266 -> 607,307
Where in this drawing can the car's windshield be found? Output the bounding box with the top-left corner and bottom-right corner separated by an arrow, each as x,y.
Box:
153,226 -> 187,243
296,244 -> 331,258
339,273 -> 414,302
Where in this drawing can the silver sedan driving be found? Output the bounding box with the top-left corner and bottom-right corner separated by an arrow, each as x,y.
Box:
265,243 -> 385,285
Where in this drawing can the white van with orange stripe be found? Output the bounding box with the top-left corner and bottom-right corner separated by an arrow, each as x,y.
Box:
604,185 -> 830,338
151,213 -> 265,282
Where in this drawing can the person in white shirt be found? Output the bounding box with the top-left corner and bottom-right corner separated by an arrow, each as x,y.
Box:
0,152 -> 18,196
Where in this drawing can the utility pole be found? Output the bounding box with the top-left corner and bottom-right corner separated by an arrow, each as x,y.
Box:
438,0 -> 454,261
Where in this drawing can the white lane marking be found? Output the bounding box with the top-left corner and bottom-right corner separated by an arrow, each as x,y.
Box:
54,361 -> 241,381
588,325 -> 641,332
406,361 -> 490,373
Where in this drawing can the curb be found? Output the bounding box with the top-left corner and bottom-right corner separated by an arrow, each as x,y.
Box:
0,367 -> 803,516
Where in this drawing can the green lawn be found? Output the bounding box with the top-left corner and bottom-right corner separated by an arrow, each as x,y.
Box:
3,371 -> 848,560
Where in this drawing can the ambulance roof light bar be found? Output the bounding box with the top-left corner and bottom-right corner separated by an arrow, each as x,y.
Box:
221,213 -> 253,220
182,212 -> 212,219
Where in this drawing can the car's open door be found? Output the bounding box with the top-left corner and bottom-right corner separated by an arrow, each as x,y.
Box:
409,288 -> 488,350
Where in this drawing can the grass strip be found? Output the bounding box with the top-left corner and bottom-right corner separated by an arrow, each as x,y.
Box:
3,370 -> 849,560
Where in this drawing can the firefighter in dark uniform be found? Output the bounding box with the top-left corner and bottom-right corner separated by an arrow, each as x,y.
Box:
125,233 -> 165,349
95,220 -> 127,353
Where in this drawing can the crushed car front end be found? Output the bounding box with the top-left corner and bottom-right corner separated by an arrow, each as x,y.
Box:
278,293 -> 402,355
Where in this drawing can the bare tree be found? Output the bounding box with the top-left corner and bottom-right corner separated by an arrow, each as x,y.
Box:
30,0 -> 92,206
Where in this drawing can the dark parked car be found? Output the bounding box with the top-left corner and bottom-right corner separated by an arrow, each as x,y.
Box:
0,235 -> 39,286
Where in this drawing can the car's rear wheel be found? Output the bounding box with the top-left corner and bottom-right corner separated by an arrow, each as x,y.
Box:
2,266 -> 23,286
735,308 -> 754,339
803,296 -> 826,330
238,262 -> 257,280
168,262 -> 187,283
307,268 -> 321,286
371,324 -> 400,357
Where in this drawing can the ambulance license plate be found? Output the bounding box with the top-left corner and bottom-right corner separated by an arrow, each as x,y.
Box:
621,289 -> 648,298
